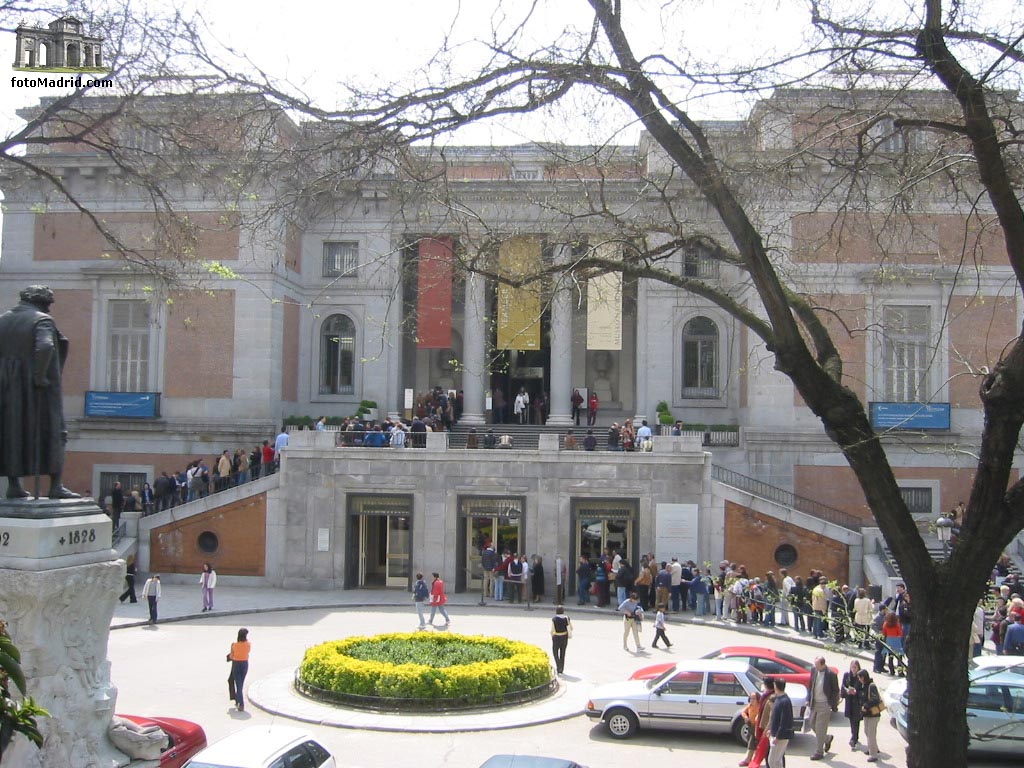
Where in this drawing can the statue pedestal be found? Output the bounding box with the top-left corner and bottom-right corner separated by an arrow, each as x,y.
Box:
0,498 -> 129,767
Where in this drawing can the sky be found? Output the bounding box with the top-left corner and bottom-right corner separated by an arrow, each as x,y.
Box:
0,0 -> 820,147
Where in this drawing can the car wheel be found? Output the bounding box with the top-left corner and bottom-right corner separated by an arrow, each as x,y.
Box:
733,717 -> 751,747
605,708 -> 639,739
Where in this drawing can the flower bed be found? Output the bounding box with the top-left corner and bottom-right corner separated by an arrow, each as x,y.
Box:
295,632 -> 555,711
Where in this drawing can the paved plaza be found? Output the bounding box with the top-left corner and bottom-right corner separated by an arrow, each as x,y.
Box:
104,583 -> 958,767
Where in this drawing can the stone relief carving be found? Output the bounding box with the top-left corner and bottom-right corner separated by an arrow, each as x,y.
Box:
0,560 -> 127,767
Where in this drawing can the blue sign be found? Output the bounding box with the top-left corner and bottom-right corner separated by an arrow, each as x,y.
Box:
85,391 -> 161,418
870,402 -> 950,430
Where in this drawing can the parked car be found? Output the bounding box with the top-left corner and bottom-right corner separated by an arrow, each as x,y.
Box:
480,756 -> 587,768
117,715 -> 207,768
183,726 -> 334,768
887,657 -> 1024,732
894,667 -> 1024,756
587,659 -> 807,744
699,646 -> 838,689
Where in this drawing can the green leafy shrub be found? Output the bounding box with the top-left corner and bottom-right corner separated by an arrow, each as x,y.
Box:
297,632 -> 551,703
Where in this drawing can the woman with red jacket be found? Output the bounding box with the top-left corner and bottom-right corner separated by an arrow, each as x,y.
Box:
428,572 -> 450,627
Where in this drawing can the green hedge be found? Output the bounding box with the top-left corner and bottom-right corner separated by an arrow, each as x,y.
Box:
298,632 -> 551,701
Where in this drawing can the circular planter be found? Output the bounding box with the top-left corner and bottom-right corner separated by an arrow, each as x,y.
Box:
295,632 -> 555,712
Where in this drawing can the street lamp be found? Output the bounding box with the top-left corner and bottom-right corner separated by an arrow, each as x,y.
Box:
935,514 -> 954,558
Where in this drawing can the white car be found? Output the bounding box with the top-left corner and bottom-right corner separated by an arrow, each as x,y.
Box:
585,659 -> 807,744
183,727 -> 334,768
892,660 -> 1024,756
885,657 -> 1024,729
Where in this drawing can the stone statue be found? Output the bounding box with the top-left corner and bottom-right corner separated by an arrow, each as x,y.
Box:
0,285 -> 79,499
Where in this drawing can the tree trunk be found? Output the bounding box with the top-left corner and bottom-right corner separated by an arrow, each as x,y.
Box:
902,584 -> 972,768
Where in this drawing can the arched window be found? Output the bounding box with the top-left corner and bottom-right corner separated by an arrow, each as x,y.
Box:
320,314 -> 356,395
682,316 -> 719,398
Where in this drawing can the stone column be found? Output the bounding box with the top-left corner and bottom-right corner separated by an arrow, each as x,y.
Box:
634,276 -> 650,422
546,244 -> 574,426
460,268 -> 487,425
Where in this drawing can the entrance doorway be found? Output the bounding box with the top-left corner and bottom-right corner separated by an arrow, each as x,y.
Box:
572,498 -> 638,587
458,496 -> 524,592
346,495 -> 413,588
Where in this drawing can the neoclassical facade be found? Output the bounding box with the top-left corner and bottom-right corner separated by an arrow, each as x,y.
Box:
2,88 -> 1021,586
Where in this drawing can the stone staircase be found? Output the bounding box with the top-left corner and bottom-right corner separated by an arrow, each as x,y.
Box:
449,422 -> 579,450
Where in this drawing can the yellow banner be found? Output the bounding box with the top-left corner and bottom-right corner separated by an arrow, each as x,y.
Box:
587,247 -> 622,350
497,236 -> 542,350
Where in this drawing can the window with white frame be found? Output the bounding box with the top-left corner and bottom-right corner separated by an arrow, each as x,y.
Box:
882,305 -> 931,402
681,315 -> 719,398
320,314 -> 356,395
900,486 -> 933,516
107,300 -> 151,392
868,116 -> 905,153
683,245 -> 720,279
322,241 -> 358,278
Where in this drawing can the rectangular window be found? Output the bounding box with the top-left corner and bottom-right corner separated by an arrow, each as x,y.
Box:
882,305 -> 931,402
322,241 -> 359,278
107,300 -> 150,392
899,486 -> 933,516
683,249 -> 720,279
98,471 -> 147,507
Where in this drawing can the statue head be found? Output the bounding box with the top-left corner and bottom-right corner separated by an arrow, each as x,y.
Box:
20,285 -> 54,308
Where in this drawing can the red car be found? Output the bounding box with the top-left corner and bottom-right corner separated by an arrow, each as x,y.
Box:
630,646 -> 838,690
117,715 -> 207,768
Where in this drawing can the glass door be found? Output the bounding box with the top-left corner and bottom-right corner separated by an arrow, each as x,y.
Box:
386,516 -> 411,587
465,515 -> 521,591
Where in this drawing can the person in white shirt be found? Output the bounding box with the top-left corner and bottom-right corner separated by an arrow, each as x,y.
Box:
141,574 -> 161,624
390,424 -> 406,448
780,568 -> 796,627
636,419 -> 653,449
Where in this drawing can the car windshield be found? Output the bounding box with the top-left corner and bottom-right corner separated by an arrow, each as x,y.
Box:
648,666 -> 682,690
776,652 -> 812,671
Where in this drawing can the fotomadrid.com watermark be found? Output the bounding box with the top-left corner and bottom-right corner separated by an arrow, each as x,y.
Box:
11,74 -> 113,89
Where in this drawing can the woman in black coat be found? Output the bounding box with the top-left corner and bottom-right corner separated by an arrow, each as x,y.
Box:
531,555 -> 545,602
841,659 -> 865,749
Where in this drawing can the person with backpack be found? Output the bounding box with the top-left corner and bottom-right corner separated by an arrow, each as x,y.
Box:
412,572 -> 430,628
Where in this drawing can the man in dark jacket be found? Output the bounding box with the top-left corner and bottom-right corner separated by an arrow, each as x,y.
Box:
0,285 -> 79,500
576,556 -> 593,605
768,678 -> 794,767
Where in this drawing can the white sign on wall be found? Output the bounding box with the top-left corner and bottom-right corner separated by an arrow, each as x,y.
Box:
317,527 -> 330,552
655,503 -> 699,563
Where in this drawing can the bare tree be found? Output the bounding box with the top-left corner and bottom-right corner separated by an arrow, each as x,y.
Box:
173,1 -> 1023,766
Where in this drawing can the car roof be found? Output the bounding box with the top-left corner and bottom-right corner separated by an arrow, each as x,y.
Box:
716,646 -> 779,656
969,670 -> 1024,686
668,659 -> 754,673
185,726 -> 315,766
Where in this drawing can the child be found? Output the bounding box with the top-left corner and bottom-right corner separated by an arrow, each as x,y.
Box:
652,606 -> 672,648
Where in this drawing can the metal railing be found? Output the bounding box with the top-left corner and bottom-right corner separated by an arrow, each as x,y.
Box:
711,464 -> 864,531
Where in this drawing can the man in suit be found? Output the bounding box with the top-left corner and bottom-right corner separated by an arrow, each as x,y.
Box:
808,655 -> 840,760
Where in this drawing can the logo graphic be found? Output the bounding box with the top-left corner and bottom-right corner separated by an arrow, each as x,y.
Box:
13,15 -> 107,73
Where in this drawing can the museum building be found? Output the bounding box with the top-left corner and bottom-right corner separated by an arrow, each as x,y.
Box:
1,88 -> 1019,590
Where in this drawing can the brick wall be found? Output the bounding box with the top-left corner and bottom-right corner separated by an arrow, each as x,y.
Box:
50,288 -> 92,396
149,493 -> 267,577
164,290 -> 235,398
724,500 -> 849,580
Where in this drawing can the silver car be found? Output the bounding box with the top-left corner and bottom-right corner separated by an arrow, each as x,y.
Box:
895,666 -> 1024,755
585,659 -> 807,744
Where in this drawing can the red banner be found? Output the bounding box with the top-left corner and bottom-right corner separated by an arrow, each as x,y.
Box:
417,237 -> 454,348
